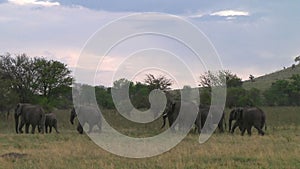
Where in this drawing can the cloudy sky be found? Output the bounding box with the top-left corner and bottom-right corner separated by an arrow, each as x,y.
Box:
1,0 -> 300,87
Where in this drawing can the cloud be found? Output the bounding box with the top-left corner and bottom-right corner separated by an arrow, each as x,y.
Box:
210,10 -> 249,17
188,13 -> 204,19
188,10 -> 250,21
8,0 -> 60,7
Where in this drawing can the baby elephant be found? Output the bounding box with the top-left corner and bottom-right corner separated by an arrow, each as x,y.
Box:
45,113 -> 59,134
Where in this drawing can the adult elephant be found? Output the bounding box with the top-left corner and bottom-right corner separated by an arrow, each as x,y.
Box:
70,106 -> 102,134
161,100 -> 199,133
15,103 -> 46,134
195,105 -> 226,134
162,103 -> 225,134
45,113 -> 59,134
229,107 -> 266,136
228,107 -> 243,133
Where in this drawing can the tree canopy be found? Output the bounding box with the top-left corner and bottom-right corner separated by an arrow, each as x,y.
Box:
0,53 -> 73,110
144,74 -> 173,91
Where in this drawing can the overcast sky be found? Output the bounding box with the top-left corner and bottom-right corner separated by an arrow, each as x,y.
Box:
1,0 -> 299,87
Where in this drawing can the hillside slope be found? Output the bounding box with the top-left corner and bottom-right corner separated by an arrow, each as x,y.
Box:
243,64 -> 300,91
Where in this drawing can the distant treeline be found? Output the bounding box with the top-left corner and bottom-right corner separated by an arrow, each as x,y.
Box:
1,53 -> 300,114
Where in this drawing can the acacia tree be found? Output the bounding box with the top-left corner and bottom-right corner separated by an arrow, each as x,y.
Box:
199,70 -> 244,107
144,74 -> 173,91
199,70 -> 242,88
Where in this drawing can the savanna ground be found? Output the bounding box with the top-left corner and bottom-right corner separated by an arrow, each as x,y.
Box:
0,107 -> 299,169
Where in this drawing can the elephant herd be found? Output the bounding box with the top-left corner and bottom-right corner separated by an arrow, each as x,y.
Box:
14,103 -> 102,135
160,100 -> 266,136
14,102 -> 266,136
14,103 -> 59,134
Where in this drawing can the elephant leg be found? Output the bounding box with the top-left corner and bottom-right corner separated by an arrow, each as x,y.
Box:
32,124 -> 37,134
254,125 -> 265,136
45,125 -> 48,133
49,126 -> 52,133
19,120 -> 25,133
218,123 -> 224,133
38,125 -> 41,133
231,122 -> 239,134
25,123 -> 30,134
241,128 -> 246,136
197,125 -> 201,134
246,126 -> 252,136
77,124 -> 83,134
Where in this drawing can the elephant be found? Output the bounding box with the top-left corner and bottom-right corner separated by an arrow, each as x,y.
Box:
228,107 -> 243,133
15,103 -> 46,134
70,106 -> 102,134
161,100 -> 199,133
194,105 -> 226,134
229,107 -> 266,136
44,113 -> 59,134
162,102 -> 225,134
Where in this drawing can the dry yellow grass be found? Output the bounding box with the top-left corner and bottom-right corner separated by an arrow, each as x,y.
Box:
0,107 -> 300,169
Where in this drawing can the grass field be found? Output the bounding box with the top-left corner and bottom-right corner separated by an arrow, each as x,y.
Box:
243,64 -> 300,91
0,107 -> 300,169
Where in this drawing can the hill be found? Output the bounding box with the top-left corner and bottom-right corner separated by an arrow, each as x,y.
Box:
243,64 -> 300,91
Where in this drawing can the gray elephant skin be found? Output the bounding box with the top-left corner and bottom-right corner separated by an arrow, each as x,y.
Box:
15,103 -> 46,134
161,100 -> 199,133
45,113 -> 59,133
229,107 -> 266,136
162,101 -> 226,134
195,105 -> 226,134
70,106 -> 102,134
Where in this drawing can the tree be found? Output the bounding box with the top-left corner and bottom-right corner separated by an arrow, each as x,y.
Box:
199,71 -> 221,88
287,74 -> 300,105
0,67 -> 19,117
226,87 -> 249,108
0,53 -> 36,102
95,86 -> 114,109
0,53 -> 73,108
249,74 -> 255,82
247,88 -> 261,106
294,55 -> 300,64
263,80 -> 290,106
144,74 -> 173,91
34,57 -> 73,100
199,70 -> 242,88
